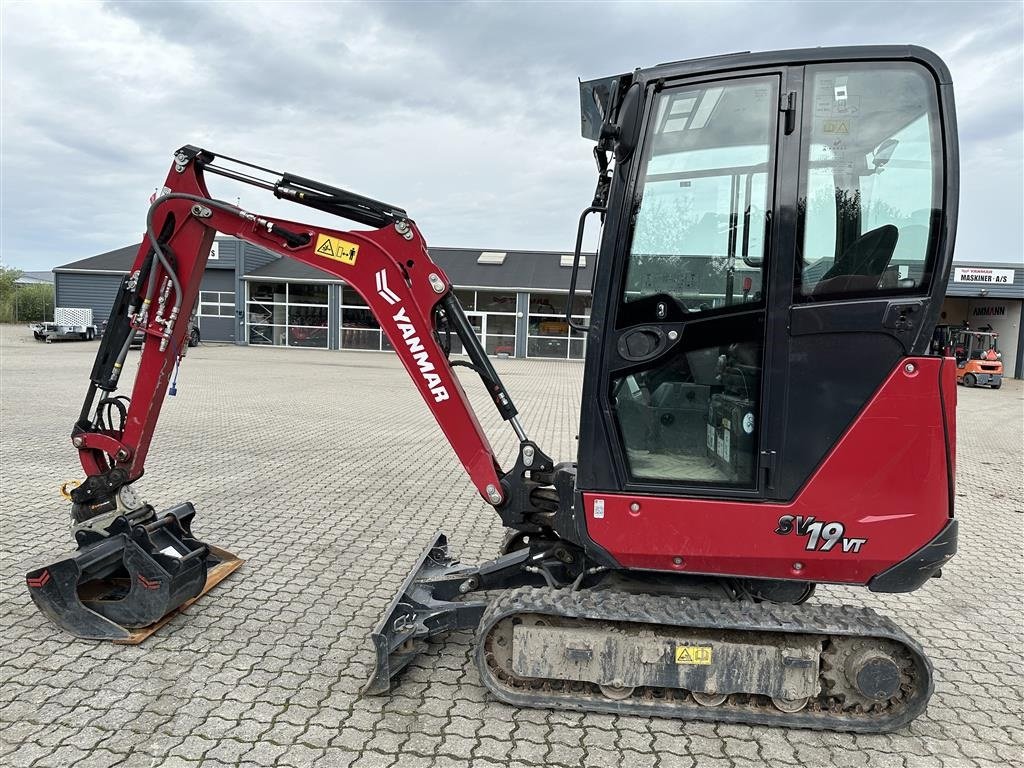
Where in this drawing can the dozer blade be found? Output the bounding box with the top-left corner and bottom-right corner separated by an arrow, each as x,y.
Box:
363,532 -> 488,695
26,502 -> 242,643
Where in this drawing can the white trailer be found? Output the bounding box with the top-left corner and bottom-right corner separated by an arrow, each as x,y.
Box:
31,307 -> 99,343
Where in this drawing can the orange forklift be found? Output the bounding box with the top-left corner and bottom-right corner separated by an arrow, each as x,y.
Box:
935,324 -> 1003,388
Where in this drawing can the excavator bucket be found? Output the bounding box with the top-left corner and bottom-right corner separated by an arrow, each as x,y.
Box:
26,503 -> 242,643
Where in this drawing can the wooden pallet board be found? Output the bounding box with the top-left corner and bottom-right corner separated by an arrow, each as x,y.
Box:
114,545 -> 244,645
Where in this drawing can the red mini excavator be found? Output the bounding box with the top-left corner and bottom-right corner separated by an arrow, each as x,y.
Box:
27,46 -> 960,732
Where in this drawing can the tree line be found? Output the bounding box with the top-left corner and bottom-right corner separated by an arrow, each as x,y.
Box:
0,266 -> 54,323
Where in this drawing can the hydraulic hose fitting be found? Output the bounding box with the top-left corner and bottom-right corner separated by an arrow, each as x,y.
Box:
160,311 -> 178,352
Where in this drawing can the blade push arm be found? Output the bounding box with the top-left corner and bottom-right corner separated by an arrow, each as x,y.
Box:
71,147 -> 525,518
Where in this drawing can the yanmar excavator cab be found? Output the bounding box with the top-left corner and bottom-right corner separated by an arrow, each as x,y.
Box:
27,45 -> 959,732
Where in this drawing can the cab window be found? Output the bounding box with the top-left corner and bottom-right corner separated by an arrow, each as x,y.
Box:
798,65 -> 943,299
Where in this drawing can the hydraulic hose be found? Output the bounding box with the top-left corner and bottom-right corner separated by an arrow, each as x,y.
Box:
108,193 -> 245,386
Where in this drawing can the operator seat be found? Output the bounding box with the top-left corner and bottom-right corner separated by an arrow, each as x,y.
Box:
812,224 -> 899,296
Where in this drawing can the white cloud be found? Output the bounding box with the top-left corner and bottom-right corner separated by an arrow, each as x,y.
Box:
1,0 -> 1020,269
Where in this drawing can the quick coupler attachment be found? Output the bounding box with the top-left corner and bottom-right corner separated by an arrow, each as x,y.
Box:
26,502 -> 238,642
363,532 -> 489,695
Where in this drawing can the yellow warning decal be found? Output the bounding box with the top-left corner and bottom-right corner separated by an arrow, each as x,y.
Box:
675,645 -> 713,665
314,234 -> 359,266
823,119 -> 849,134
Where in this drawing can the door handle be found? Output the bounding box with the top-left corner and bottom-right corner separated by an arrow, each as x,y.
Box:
567,206 -> 605,332
617,326 -> 668,362
882,299 -> 927,332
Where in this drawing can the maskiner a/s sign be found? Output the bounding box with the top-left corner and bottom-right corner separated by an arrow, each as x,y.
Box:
953,267 -> 1015,284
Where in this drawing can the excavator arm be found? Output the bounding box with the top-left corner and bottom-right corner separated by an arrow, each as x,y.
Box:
71,146 -> 536,521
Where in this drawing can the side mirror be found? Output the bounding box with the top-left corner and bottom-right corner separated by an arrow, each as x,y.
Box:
612,83 -> 643,163
872,138 -> 899,169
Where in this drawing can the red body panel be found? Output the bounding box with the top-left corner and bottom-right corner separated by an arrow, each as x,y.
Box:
584,357 -> 954,585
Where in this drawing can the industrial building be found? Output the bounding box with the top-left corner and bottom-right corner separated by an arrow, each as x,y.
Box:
54,239 -> 1024,375
935,264 -> 1024,377
54,238 -> 594,360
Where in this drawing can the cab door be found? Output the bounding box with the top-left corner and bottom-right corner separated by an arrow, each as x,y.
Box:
578,69 -> 794,500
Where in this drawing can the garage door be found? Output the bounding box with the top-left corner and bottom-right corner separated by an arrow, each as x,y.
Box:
197,290 -> 236,342
196,269 -> 237,342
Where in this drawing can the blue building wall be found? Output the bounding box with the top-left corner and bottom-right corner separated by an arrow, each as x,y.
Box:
54,273 -> 124,323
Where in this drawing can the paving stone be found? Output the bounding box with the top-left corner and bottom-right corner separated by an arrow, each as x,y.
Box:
619,749 -> 665,768
438,733 -> 476,758
584,745 -> 625,767
29,744 -> 87,768
365,729 -> 407,754
68,750 -> 130,768
615,728 -> 652,752
241,741 -> 290,766
473,736 -> 512,762
401,731 -> 444,756
166,735 -> 217,762
0,331 -> 1020,768
349,753 -> 398,768
203,739 -> 254,764
509,738 -> 549,763
652,731 -> 694,757
130,758 -> 198,768
311,749 -> 358,768
548,743 -> 587,767
275,743 -> 326,767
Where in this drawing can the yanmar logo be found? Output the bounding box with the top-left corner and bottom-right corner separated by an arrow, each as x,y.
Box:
376,269 -> 450,404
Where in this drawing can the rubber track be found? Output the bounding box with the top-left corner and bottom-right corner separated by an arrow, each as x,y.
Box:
475,586 -> 933,732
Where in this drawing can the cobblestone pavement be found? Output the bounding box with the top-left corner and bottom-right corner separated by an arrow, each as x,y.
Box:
1,325 -> 1022,768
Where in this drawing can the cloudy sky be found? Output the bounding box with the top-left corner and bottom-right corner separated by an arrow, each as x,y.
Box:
1,0 -> 1021,271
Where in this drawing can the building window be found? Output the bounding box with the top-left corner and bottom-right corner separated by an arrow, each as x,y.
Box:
340,285 -> 387,350
246,282 -> 328,349
454,289 -> 475,311
442,290 -> 516,357
198,291 -> 235,317
527,292 -> 590,359
339,286 -> 515,356
474,290 -> 517,357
